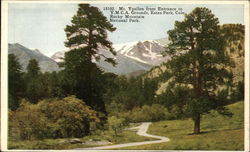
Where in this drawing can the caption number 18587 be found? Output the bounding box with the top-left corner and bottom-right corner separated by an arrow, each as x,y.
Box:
103,7 -> 115,11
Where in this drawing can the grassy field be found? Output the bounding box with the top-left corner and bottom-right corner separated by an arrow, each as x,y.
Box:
116,101 -> 244,150
9,101 -> 244,150
8,126 -> 154,149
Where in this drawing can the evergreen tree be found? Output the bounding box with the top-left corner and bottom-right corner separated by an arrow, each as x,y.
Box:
25,59 -> 45,104
141,78 -> 158,105
164,7 -> 233,134
8,54 -> 24,110
45,71 -> 64,98
63,4 -> 116,119
26,59 -> 40,77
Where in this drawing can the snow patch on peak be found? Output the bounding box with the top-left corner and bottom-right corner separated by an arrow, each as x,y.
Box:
113,41 -> 137,54
124,54 -> 149,64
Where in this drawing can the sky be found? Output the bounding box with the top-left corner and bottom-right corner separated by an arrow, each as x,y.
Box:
8,3 -> 244,56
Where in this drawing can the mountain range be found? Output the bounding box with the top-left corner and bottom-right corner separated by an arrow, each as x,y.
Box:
51,38 -> 169,75
8,38 -> 169,75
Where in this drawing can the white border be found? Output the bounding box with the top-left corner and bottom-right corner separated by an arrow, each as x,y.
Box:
1,1 -> 9,151
1,0 -> 249,152
244,2 -> 250,152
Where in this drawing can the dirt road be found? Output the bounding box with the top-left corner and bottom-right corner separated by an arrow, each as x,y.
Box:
76,122 -> 169,150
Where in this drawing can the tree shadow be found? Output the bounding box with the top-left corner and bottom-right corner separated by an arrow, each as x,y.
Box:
187,128 -> 243,135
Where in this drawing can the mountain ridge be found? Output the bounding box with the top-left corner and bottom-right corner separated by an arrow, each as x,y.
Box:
8,43 -> 60,73
8,38 -> 169,75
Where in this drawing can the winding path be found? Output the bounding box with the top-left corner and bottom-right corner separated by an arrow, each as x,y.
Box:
76,122 -> 170,150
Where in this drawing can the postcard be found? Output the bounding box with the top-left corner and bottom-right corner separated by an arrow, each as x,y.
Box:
1,0 -> 249,152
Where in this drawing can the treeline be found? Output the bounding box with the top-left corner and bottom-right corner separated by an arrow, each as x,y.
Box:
8,53 -> 160,112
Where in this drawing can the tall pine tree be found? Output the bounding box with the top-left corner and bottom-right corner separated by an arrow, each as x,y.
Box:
8,54 -> 24,110
164,7 -> 233,134
63,4 -> 116,117
25,59 -> 46,104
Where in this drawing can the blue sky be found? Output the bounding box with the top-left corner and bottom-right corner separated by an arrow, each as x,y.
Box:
8,3 -> 244,56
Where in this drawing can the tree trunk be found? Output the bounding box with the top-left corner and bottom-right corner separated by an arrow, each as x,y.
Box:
83,121 -> 90,136
193,114 -> 201,134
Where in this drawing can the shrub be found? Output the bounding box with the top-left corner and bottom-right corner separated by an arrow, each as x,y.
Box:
38,96 -> 100,138
9,96 -> 100,140
108,116 -> 125,136
9,99 -> 51,140
119,104 -> 170,123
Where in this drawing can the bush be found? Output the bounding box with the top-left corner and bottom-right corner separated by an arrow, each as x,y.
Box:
9,99 -> 51,140
108,116 -> 125,136
38,96 -> 100,138
9,96 -> 100,140
119,104 -> 171,123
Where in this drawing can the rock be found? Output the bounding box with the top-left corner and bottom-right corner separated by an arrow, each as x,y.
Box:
69,138 -> 82,144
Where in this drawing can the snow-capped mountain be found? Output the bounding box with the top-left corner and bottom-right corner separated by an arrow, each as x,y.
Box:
50,38 -> 169,75
8,43 -> 60,73
113,39 -> 169,66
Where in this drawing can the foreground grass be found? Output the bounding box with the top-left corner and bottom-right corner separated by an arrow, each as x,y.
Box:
117,101 -> 244,150
9,101 -> 244,150
8,127 -> 154,149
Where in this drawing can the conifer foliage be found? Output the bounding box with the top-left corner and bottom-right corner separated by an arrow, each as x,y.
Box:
63,4 -> 116,116
164,7 -> 234,134
64,4 -> 116,65
8,54 -> 23,110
